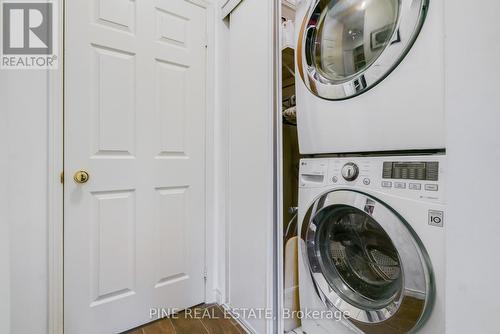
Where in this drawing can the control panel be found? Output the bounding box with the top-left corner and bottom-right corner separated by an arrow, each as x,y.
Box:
299,156 -> 446,203
382,161 -> 439,181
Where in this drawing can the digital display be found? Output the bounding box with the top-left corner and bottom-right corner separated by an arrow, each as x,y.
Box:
383,161 -> 439,181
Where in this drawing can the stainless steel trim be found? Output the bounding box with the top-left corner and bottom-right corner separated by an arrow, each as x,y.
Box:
301,189 -> 434,332
297,0 -> 429,100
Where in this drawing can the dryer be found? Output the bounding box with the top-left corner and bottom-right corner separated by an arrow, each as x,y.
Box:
297,155 -> 445,333
295,0 -> 445,154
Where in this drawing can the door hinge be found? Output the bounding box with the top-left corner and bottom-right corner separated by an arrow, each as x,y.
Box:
203,268 -> 208,282
60,171 -> 64,184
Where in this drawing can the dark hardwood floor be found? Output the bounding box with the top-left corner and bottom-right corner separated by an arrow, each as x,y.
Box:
125,304 -> 246,334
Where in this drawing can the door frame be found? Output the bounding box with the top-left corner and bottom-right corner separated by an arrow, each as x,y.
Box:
47,1 -> 216,333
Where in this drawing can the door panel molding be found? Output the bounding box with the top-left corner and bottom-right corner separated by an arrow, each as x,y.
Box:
64,0 -> 208,330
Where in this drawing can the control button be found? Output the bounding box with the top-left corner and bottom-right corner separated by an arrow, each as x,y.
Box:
381,181 -> 392,188
363,178 -> 371,185
341,162 -> 359,181
332,176 -> 338,183
425,184 -> 439,191
394,182 -> 406,189
409,183 -> 422,190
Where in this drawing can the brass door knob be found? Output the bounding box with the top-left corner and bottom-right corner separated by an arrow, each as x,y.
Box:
73,170 -> 90,184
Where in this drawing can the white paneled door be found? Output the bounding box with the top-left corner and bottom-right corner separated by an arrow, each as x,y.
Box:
64,1 -> 207,333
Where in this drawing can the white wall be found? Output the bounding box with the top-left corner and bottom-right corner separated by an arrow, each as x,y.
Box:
0,70 -> 11,334
445,1 -> 500,333
227,0 -> 275,333
0,70 -> 50,334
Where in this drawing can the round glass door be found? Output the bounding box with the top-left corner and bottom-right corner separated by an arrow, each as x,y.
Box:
302,190 -> 433,332
297,0 -> 429,100
315,205 -> 403,310
314,0 -> 399,83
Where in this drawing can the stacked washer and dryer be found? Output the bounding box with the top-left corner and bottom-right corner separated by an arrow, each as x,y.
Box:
293,0 -> 445,333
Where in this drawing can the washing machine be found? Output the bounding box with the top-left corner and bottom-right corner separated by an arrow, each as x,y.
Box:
295,0 -> 445,154
297,155 -> 445,334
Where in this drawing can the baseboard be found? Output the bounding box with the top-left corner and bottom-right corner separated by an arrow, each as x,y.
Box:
214,289 -> 224,305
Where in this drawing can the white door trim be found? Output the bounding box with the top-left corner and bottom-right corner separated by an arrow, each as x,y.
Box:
272,0 -> 282,333
47,0 -> 217,331
47,0 -> 64,333
221,0 -> 242,19
203,0 -> 218,304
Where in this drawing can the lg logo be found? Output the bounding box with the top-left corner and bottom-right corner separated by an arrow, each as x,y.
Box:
3,2 -> 53,54
428,210 -> 444,228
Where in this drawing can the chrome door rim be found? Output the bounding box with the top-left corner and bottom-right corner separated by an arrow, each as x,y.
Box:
302,189 -> 434,330
297,0 -> 429,100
